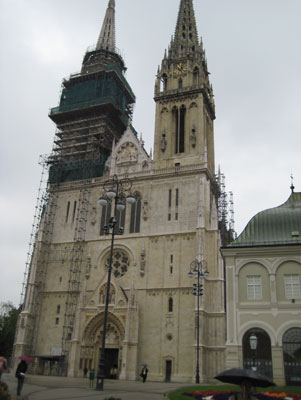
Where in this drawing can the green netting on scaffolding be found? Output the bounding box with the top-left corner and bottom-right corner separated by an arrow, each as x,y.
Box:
48,155 -> 108,184
50,66 -> 135,127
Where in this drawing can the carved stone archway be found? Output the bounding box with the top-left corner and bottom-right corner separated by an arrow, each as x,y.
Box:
80,311 -> 125,376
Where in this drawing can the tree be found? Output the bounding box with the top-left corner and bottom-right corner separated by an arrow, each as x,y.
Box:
0,302 -> 20,358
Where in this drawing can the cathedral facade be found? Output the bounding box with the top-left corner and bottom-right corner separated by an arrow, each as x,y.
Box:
14,0 -> 226,382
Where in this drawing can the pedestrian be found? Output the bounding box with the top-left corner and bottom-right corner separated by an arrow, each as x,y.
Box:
83,366 -> 88,378
110,364 -> 118,379
140,364 -> 148,383
89,368 -> 95,388
0,356 -> 8,380
15,360 -> 27,396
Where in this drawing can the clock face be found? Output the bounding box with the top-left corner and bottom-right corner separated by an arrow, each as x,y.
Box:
174,62 -> 187,77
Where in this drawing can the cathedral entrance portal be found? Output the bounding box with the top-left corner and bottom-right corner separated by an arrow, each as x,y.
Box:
82,311 -> 125,378
103,348 -> 119,378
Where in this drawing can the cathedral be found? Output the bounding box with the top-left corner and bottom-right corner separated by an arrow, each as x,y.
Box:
14,0 -> 228,382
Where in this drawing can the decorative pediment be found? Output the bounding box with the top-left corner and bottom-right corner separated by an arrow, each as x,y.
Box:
85,272 -> 128,309
105,124 -> 151,175
116,142 -> 138,165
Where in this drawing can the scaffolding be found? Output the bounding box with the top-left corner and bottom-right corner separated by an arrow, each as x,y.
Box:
17,155 -> 58,361
216,172 -> 235,245
60,187 -> 90,375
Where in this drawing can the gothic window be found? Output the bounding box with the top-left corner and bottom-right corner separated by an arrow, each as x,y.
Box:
57,305 -> 60,314
179,105 -> 186,153
247,275 -> 262,300
65,201 -> 70,223
168,297 -> 173,313
162,74 -> 168,91
72,201 -> 77,222
179,79 -> 183,89
100,203 -> 112,235
105,251 -> 130,278
130,193 -> 141,233
115,207 -> 126,235
193,67 -> 199,85
284,275 -> 301,299
173,105 -> 186,153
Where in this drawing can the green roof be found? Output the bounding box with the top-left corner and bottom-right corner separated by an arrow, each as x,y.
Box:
229,191 -> 301,247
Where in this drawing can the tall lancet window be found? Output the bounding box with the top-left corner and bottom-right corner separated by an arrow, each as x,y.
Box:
130,193 -> 141,233
179,105 -> 186,153
193,67 -> 199,85
173,105 -> 186,154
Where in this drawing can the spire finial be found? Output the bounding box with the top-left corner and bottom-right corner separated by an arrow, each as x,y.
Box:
290,173 -> 295,193
96,0 -> 116,52
171,0 -> 199,58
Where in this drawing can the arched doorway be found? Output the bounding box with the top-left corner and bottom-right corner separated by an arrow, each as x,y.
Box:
242,328 -> 273,378
81,312 -> 125,378
283,327 -> 301,386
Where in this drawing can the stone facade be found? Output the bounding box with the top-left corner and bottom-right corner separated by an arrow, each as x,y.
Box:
14,0 -> 226,382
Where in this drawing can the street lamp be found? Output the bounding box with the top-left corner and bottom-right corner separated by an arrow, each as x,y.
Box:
188,259 -> 209,384
96,174 -> 135,391
249,333 -> 258,371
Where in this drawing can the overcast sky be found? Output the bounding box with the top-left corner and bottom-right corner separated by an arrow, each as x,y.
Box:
1,0 -> 301,306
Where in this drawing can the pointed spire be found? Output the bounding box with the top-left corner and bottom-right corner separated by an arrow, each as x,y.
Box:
171,0 -> 199,58
96,0 -> 116,52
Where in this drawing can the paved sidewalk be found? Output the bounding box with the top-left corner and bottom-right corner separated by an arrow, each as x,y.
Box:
2,373 -> 189,400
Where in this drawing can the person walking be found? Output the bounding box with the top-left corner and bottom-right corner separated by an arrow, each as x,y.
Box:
15,360 -> 27,396
140,365 -> 148,383
89,368 -> 95,388
0,356 -> 7,380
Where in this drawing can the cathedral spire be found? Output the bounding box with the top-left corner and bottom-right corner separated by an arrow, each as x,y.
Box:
96,0 -> 116,52
170,0 -> 200,59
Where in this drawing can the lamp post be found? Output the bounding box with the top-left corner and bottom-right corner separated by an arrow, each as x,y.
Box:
96,174 -> 135,391
188,259 -> 209,384
249,333 -> 258,371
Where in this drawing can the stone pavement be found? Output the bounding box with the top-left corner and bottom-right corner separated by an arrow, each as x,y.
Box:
2,373 -> 190,400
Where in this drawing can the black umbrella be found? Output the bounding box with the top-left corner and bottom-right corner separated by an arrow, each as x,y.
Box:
214,368 -> 276,388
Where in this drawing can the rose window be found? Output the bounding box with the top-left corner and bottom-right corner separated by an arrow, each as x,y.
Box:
105,251 -> 129,278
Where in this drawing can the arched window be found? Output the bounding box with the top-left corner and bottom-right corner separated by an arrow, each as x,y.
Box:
283,327 -> 301,385
105,250 -> 130,279
100,203 -> 126,235
179,105 -> 186,153
168,297 -> 173,312
178,79 -> 183,89
173,106 -> 186,154
130,193 -> 141,233
162,74 -> 168,91
100,202 -> 111,235
242,328 -> 273,378
193,67 -> 199,85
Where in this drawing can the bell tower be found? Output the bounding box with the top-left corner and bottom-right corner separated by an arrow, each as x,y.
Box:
153,0 -> 215,174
